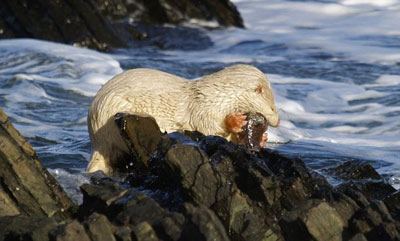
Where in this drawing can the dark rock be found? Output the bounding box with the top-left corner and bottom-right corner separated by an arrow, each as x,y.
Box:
201,135 -> 282,207
132,221 -> 159,241
214,189 -> 276,241
385,190 -> 400,221
260,149 -> 334,209
2,109 -> 400,241
182,203 -> 229,241
0,0 -> 123,51
329,160 -> 396,207
326,160 -> 382,180
79,176 -> 185,241
338,180 -> 396,201
0,108 -> 75,220
79,179 -> 132,219
195,136 -> 283,240
364,223 -> 400,241
114,192 -> 185,240
340,187 -> 370,208
0,0 -> 243,51
115,113 -> 164,169
55,220 -> 91,241
100,115 -> 283,240
279,200 -> 345,241
85,212 -> 116,241
94,0 -> 244,27
114,227 -> 133,241
164,144 -> 223,207
372,200 -> 395,223
0,215 -> 58,241
330,192 -> 360,224
349,233 -> 368,241
348,202 -> 400,241
128,23 -> 214,50
260,148 -> 313,182
116,115 -> 400,240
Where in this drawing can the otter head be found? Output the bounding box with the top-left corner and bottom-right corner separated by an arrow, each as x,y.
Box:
229,65 -> 280,128
244,77 -> 279,127
187,65 -> 279,137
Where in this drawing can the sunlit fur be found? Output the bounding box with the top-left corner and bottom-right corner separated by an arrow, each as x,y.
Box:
87,64 -> 279,174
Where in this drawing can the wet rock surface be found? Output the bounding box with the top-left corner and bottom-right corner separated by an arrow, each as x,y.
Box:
0,108 -> 76,220
326,160 -> 397,202
1,112 -> 400,241
0,0 -> 243,51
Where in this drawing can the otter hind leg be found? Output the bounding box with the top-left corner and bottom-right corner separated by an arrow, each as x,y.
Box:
87,146 -> 132,174
87,151 -> 111,174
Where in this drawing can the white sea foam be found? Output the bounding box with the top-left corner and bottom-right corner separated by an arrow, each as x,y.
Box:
341,0 -> 398,7
267,72 -> 400,173
0,39 -> 122,96
229,0 -> 400,65
371,75 -> 400,86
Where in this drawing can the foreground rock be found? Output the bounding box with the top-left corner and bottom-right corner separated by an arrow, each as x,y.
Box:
0,108 -> 75,220
0,0 -> 243,51
1,112 -> 400,241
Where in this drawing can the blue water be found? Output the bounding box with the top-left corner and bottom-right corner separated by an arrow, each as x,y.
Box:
0,0 -> 399,202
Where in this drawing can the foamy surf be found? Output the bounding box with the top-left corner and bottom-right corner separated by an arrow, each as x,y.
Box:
230,0 -> 400,65
0,39 -> 122,97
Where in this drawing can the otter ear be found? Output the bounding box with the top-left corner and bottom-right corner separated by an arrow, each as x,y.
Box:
255,85 -> 263,94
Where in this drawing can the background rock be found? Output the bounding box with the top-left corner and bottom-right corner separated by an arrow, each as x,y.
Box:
0,0 -> 243,51
329,161 -> 397,202
325,160 -> 382,181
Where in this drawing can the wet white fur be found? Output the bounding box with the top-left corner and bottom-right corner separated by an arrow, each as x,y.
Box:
87,64 -> 279,174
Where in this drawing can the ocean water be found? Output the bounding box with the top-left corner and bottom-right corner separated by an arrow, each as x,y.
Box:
1,0 -> 399,203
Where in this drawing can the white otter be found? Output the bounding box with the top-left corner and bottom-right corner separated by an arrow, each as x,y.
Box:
87,64 -> 279,174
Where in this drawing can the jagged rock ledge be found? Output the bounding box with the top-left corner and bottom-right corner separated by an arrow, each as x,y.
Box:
1,110 -> 400,241
0,108 -> 76,220
0,0 -> 244,51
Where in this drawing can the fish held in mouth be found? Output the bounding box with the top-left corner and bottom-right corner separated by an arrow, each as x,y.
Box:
238,112 -> 269,151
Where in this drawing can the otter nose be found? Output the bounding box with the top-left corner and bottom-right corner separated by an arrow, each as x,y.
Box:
277,118 -> 280,126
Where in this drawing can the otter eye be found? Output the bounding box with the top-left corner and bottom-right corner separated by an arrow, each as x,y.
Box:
255,85 -> 263,94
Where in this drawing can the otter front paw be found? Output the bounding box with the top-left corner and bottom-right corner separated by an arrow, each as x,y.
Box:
260,131 -> 268,148
225,113 -> 247,134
